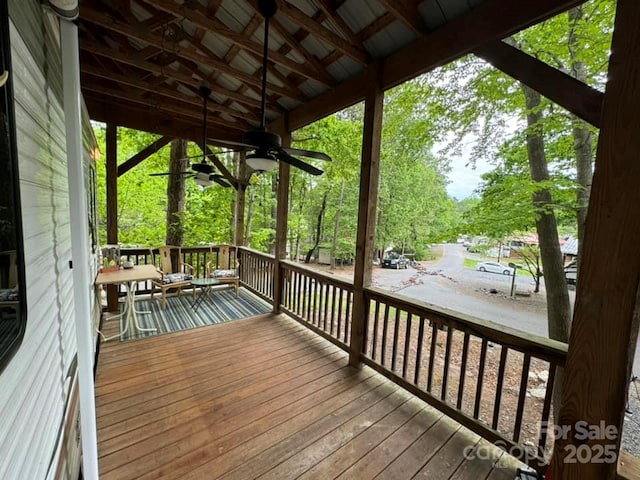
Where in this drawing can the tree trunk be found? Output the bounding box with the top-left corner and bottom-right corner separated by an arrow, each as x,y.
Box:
165,139 -> 188,246
305,192 -> 327,263
522,84 -> 572,415
330,182 -> 345,270
568,6 -> 593,269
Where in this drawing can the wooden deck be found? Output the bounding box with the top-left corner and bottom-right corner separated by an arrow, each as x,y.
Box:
95,312 -> 525,479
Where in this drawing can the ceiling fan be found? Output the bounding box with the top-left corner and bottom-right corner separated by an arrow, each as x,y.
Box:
150,83 -> 232,188
209,0 -> 331,176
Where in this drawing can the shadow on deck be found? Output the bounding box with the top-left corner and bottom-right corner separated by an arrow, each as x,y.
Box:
95,306 -> 525,479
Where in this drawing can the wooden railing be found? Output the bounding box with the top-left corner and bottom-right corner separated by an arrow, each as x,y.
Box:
361,287 -> 567,470
119,246 -> 237,295
237,247 -> 274,302
280,261 -> 354,350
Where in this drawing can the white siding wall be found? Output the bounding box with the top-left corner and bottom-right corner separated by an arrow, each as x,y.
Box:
0,2 -> 98,479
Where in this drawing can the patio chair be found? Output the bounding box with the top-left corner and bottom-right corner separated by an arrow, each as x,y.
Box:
205,244 -> 239,297
150,246 -> 194,309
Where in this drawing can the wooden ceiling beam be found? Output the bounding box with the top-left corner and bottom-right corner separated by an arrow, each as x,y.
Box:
276,0 -> 589,133
81,64 -> 260,124
81,6 -> 304,102
314,0 -> 360,46
269,17 -> 328,83
85,93 -> 246,142
81,79 -> 248,133
375,0 -> 425,34
473,40 -> 603,127
137,0 -> 333,86
355,13 -> 395,44
273,0 -> 368,64
80,39 -> 266,112
117,135 -> 173,176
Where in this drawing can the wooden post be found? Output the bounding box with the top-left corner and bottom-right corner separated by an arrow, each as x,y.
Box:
234,151 -> 247,246
349,64 -> 383,366
105,123 -> 119,312
272,131 -> 291,314
552,1 -> 640,478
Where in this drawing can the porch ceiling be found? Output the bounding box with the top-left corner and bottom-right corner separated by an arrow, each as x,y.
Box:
77,0 -> 586,142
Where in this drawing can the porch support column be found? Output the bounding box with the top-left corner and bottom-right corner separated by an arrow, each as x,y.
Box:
349,64 -> 383,367
273,131 -> 291,314
552,1 -> 640,478
234,151 -> 247,246
105,123 -> 118,311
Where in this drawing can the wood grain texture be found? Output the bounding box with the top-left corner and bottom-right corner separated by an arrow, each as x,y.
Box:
552,0 -> 640,478
350,64 -> 383,366
95,313 -> 524,479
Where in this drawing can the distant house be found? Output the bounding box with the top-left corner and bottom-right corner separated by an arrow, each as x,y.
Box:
561,235 -> 579,263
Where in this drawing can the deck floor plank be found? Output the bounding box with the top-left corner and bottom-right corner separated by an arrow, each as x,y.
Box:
95,312 -> 523,480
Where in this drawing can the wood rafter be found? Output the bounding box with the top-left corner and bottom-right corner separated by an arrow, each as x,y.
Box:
272,0 -> 368,64
314,0 -> 360,46
84,94 -> 243,142
80,39 -> 266,113
137,0 -> 333,86
375,0 -> 424,34
81,6 -> 304,101
81,80 -> 248,133
80,64 -> 259,124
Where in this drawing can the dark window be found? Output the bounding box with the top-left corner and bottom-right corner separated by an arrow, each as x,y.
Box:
0,0 -> 27,373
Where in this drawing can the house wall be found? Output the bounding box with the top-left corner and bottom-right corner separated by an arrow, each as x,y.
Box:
0,1 -> 99,479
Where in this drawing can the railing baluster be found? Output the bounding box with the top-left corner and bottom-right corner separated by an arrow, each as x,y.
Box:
474,338 -> 489,419
344,290 -> 352,343
457,332 -> 470,409
372,300 -> 380,360
427,321 -> 438,392
414,316 -> 426,385
391,308 -> 401,373
538,364 -> 557,454
381,304 -> 390,367
513,354 -> 531,443
441,326 -> 453,402
305,276 -> 312,321
337,288 -> 344,338
330,285 -> 336,335
323,283 -> 329,331
402,313 -> 412,379
492,346 -> 509,430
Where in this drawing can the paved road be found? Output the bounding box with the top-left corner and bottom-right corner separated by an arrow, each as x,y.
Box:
373,244 -> 640,375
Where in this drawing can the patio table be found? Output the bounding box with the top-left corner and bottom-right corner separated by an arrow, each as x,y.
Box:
96,264 -> 161,340
190,277 -> 220,311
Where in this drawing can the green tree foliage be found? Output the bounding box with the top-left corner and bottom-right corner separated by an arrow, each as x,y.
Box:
94,125 -> 235,247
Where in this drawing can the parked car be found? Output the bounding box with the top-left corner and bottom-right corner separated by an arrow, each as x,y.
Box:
382,253 -> 409,269
564,260 -> 577,285
475,261 -> 514,276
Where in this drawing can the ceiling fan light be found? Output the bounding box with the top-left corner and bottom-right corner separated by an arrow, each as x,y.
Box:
194,172 -> 213,187
246,151 -> 278,172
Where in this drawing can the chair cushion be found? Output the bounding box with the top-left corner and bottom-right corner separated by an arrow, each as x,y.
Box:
210,269 -> 237,278
163,273 -> 192,284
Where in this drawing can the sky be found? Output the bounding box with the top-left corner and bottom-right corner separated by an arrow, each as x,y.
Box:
445,154 -> 493,200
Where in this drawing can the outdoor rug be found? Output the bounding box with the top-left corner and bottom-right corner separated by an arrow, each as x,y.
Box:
120,287 -> 271,342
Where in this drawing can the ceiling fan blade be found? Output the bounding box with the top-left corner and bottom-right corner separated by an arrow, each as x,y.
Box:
149,171 -> 192,176
277,151 -> 323,176
208,138 -> 257,150
211,175 -> 232,188
282,147 -> 331,162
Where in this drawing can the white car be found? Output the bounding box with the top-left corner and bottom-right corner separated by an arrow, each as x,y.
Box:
476,261 -> 514,276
